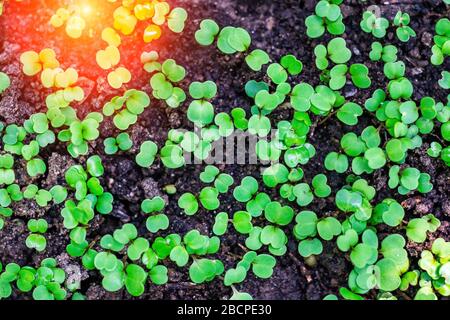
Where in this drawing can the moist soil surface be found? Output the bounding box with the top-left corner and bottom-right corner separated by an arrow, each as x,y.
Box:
0,0 -> 449,300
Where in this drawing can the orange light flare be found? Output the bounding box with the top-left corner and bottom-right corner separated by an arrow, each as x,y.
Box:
1,0 -> 169,101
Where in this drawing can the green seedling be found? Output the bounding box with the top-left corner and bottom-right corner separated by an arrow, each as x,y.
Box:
103,90 -> 151,130
217,26 -> 251,54
439,71 -> 450,89
350,64 -> 371,89
0,154 -> 15,185
0,72 -> 10,93
369,42 -> 398,62
135,140 -> 158,168
233,176 -> 259,202
195,19 -> 220,46
406,215 -> 440,243
150,59 -> 186,107
372,198 -> 405,227
311,174 -> 331,197
360,11 -> 389,38
213,212 -> 229,236
251,253 -> 276,279
393,11 -> 416,42
427,142 -> 442,158
281,54 -> 303,75
415,238 -> 450,299
325,152 -> 348,173
245,49 -> 270,72
178,192 -> 199,215
264,201 -> 294,226
189,259 -> 224,284
388,165 -> 433,194
231,107 -> 249,130
104,133 -> 133,155
305,0 -> 345,38
167,8 -> 188,33
160,144 -> 185,169
233,211 -> 253,234
337,102 -> 363,125
293,211 -> 341,257
431,18 -> 450,66
25,219 -> 48,252
314,37 -> 352,70
142,197 -> 169,233
58,115 -> 102,158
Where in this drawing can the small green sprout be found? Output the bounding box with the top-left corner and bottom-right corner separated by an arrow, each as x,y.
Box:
224,266 -> 247,286
337,102 -> 363,125
311,174 -> 331,197
251,253 -> 276,279
25,219 -> 48,252
58,115 -> 101,158
264,201 -> 294,226
187,86 -> 216,126
329,64 -> 347,90
217,26 -> 251,54
294,211 -> 341,257
393,11 -> 416,42
233,211 -> 253,234
230,287 -> 253,300
267,63 -> 288,85
292,183 -> 314,207
314,37 -> 352,69
103,90 -> 151,130
149,265 -> 168,286
369,42 -> 398,62
135,140 -> 158,168
178,192 -> 199,215
189,258 -> 224,284
280,54 -> 303,75
430,18 -> 450,65
26,158 -> 47,178
0,154 -> 15,185
160,144 -> 185,169
325,151 -> 348,173
386,138 -> 407,162
349,64 -> 371,89
388,165 -> 433,194
199,186 -> 220,210
195,19 -> 220,46
200,165 -> 234,193
245,49 -> 270,71
305,0 -> 345,38
406,215 -> 441,243
415,238 -> 450,299
150,59 -> 186,107
215,112 -> 234,137
0,71 -> 10,93
189,81 -> 217,100
245,80 -> 269,99
335,183 -> 374,221
360,11 -> 389,38
167,7 -> 188,33
104,133 -> 133,155
213,212 -> 229,236
427,141 -> 442,158
439,71 -> 450,89
290,83 -> 314,111
233,176 -> 259,202
142,197 -> 169,233
372,198 -> 405,227
364,147 -> 386,170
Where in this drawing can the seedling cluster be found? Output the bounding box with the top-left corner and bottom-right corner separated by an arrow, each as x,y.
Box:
0,0 -> 449,301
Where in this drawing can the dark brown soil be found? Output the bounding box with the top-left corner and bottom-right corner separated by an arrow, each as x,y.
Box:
0,0 -> 449,300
